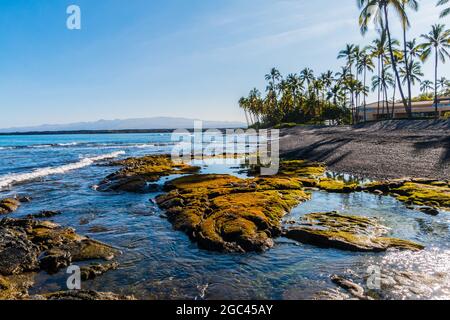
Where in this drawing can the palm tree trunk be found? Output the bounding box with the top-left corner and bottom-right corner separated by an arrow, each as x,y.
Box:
383,4 -> 408,114
435,47 -> 439,119
364,67 -> 367,122
392,83 -> 396,118
377,56 -> 381,119
402,7 -> 412,118
244,110 -> 250,127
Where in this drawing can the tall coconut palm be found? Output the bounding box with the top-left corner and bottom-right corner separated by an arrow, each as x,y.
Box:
438,0 -> 450,18
400,61 -> 424,85
299,68 -> 315,94
400,0 -> 419,118
265,68 -> 282,94
357,0 -> 410,116
419,24 -> 450,118
438,77 -> 449,94
368,32 -> 392,117
238,97 -> 251,126
357,49 -> 375,121
420,80 -> 434,96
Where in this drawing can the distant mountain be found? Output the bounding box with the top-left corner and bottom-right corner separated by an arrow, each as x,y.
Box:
0,117 -> 247,133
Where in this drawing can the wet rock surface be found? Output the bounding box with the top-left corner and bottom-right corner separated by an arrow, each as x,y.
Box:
283,211 -> 424,252
0,198 -> 21,215
80,262 -> 119,281
97,155 -> 200,193
363,178 -> 450,210
33,290 -> 135,300
156,174 -> 311,253
0,217 -> 120,299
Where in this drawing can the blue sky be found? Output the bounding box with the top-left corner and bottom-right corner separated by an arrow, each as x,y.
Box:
0,0 -> 447,128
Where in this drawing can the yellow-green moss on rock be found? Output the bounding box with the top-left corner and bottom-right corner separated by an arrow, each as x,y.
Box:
157,174 -> 311,253
98,155 -> 200,193
363,179 -> 450,210
0,198 -> 21,215
283,211 -> 424,252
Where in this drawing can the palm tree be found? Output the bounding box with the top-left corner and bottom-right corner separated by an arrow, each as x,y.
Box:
400,61 -> 423,86
438,77 -> 449,94
420,80 -> 434,96
400,0 -> 419,118
238,97 -> 251,126
419,24 -> 450,118
438,0 -> 450,18
299,68 -> 315,94
265,68 -> 282,94
357,0 -> 410,116
357,49 -> 375,121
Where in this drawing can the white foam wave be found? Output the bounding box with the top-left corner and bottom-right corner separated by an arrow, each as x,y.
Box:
0,151 -> 125,190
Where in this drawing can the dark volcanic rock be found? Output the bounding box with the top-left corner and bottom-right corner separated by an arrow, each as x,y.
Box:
27,210 -> 62,219
0,227 -> 40,275
0,217 -> 118,276
34,290 -> 135,300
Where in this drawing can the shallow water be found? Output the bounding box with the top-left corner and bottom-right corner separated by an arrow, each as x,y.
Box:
1,133 -> 449,300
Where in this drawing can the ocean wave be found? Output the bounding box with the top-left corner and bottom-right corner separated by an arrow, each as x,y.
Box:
0,151 -> 125,190
0,142 -> 176,150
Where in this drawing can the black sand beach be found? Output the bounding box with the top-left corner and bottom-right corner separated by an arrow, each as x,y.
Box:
280,120 -> 450,180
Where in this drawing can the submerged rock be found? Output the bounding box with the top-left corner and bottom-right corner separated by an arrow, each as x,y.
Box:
331,275 -> 371,300
97,155 -> 200,193
283,211 -> 424,252
0,198 -> 21,215
27,210 -> 62,219
33,290 -> 135,301
80,262 -> 119,281
156,174 -> 311,253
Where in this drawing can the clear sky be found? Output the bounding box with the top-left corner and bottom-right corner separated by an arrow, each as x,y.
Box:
0,0 -> 447,128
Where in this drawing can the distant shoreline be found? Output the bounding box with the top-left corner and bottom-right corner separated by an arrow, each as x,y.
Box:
0,128 -> 247,136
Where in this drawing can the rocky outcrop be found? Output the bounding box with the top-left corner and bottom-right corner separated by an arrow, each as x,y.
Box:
156,174 -> 311,253
363,178 -> 450,210
0,217 -> 121,300
97,155 -> 200,193
0,198 -> 21,215
283,211 -> 424,252
0,217 -> 119,276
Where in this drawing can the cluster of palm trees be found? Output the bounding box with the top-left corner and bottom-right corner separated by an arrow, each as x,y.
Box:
239,0 -> 450,127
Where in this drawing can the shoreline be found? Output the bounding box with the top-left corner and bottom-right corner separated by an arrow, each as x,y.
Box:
279,120 -> 450,181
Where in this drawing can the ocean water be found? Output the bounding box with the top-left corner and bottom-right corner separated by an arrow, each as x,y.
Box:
0,133 -> 449,300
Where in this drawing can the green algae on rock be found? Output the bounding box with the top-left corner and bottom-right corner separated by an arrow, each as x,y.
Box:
156,174 -> 311,253
98,155 -> 201,193
363,178 -> 450,210
0,198 -> 21,215
0,273 -> 35,300
246,159 -> 326,178
283,211 -> 424,252
316,178 -> 359,193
